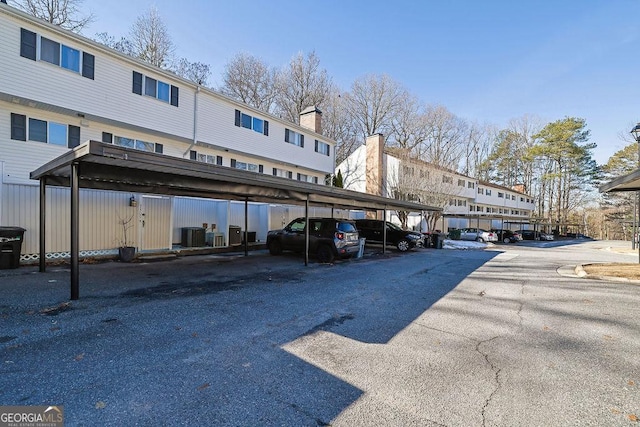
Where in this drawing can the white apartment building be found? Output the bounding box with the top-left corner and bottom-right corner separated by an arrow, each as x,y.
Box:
337,134 -> 536,231
0,3 -> 338,261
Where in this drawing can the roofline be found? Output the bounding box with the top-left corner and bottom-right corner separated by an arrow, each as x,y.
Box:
599,168 -> 640,193
0,3 -> 334,145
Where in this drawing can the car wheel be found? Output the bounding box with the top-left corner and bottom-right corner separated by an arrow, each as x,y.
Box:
476,237 -> 485,243
397,239 -> 410,252
503,237 -> 511,244
316,245 -> 335,263
268,240 -> 282,255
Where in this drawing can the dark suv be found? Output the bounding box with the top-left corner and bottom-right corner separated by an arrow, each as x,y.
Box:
267,217 -> 360,263
491,229 -> 522,243
354,219 -> 424,252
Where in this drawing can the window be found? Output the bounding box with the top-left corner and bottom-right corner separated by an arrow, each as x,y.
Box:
12,114 -> 79,147
29,118 -> 47,142
512,195 -> 516,200
132,71 -> 179,106
315,140 -> 330,156
442,175 -> 453,184
468,182 -> 475,189
458,179 -> 465,187
486,189 -> 492,196
112,135 -> 158,153
498,192 -> 504,198
419,169 -> 430,179
273,168 -> 292,179
285,129 -> 304,147
234,109 -> 269,135
478,187 -> 483,194
520,197 -> 524,202
145,77 -> 157,97
197,154 -> 222,165
297,173 -> 315,183
26,31 -> 94,78
231,159 -> 263,173
61,45 -> 80,72
40,37 -> 60,66
157,81 -> 170,102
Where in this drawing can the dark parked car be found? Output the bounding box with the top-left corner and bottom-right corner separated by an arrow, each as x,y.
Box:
491,229 -> 522,243
354,219 -> 424,252
267,217 -> 360,263
516,230 -> 552,241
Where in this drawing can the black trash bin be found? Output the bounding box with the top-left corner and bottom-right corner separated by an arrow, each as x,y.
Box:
0,227 -> 26,269
431,233 -> 444,249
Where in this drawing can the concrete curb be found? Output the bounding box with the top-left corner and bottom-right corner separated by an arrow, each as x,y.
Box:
575,263 -> 640,284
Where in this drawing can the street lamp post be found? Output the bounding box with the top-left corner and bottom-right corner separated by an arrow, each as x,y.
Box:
629,123 -> 640,263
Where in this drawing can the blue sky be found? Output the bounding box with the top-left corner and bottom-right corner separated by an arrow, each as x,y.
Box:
80,0 -> 640,164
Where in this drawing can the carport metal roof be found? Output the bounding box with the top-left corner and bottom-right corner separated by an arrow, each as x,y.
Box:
599,168 -> 640,193
31,141 -> 439,212
31,140 -> 441,300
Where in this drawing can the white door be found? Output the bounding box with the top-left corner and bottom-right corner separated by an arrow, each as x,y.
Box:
140,196 -> 171,251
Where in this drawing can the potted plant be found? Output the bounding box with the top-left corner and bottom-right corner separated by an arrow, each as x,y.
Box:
117,212 -> 136,262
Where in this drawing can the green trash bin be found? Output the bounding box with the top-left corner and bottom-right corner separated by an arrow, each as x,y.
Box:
0,227 -> 26,269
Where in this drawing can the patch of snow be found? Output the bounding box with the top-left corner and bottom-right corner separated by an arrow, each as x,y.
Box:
443,239 -> 489,250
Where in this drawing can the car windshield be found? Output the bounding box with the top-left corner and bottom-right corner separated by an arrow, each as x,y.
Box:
387,222 -> 403,231
337,222 -> 357,233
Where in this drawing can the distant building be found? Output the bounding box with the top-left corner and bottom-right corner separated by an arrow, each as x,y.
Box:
337,134 -> 536,232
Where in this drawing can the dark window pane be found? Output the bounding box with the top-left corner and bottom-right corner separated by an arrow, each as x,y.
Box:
11,113 -> 26,141
155,143 -> 163,154
252,117 -> 263,133
101,132 -> 113,143
68,125 -> 80,148
40,37 -> 60,65
231,159 -> 236,168
28,118 -> 47,143
145,77 -> 157,97
241,113 -> 252,129
263,120 -> 269,136
82,52 -> 95,79
20,28 -> 37,60
190,150 -> 197,160
216,155 -> 222,165
170,85 -> 179,107
132,71 -> 143,95
234,109 -> 241,127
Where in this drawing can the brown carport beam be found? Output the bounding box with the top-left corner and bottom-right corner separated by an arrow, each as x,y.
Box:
39,178 -> 46,273
70,162 -> 80,300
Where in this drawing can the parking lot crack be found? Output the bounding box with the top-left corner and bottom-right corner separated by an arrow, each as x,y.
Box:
477,336 -> 502,427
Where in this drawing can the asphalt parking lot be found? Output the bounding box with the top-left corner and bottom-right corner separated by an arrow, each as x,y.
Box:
1,241 -> 639,426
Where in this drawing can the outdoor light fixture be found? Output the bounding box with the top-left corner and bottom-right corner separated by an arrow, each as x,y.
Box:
129,195 -> 137,207
631,123 -> 640,143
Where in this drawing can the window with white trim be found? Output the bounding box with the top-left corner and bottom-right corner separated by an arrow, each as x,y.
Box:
272,168 -> 293,179
457,179 -> 465,187
285,129 -> 304,147
101,132 -> 163,153
498,192 -> 504,198
11,113 -> 80,148
234,109 -> 269,135
132,71 -> 179,106
315,140 -> 330,156
486,189 -> 492,196
20,28 -> 94,79
442,175 -> 453,184
231,159 -> 263,173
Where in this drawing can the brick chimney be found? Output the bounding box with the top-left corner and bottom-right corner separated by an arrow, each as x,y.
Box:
299,106 -> 322,134
366,134 -> 384,197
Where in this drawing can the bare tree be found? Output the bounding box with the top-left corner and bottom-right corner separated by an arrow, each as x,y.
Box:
387,96 -> 430,153
344,74 -> 409,140
129,6 -> 174,68
414,105 -> 467,170
220,53 -> 278,113
172,58 -> 211,86
94,32 -> 134,56
321,89 -> 360,164
275,51 -> 333,123
10,0 -> 94,32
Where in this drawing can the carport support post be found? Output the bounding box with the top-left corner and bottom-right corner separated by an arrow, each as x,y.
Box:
39,178 -> 46,272
244,197 -> 248,257
304,197 -> 309,266
70,162 -> 80,300
382,207 -> 387,255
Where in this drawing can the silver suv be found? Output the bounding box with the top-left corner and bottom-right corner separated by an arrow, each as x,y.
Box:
267,217 -> 360,263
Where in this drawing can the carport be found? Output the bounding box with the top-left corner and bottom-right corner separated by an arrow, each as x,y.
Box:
30,140 -> 440,300
600,168 -> 640,262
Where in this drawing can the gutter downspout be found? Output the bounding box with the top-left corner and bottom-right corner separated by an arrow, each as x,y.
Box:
183,85 -> 200,157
